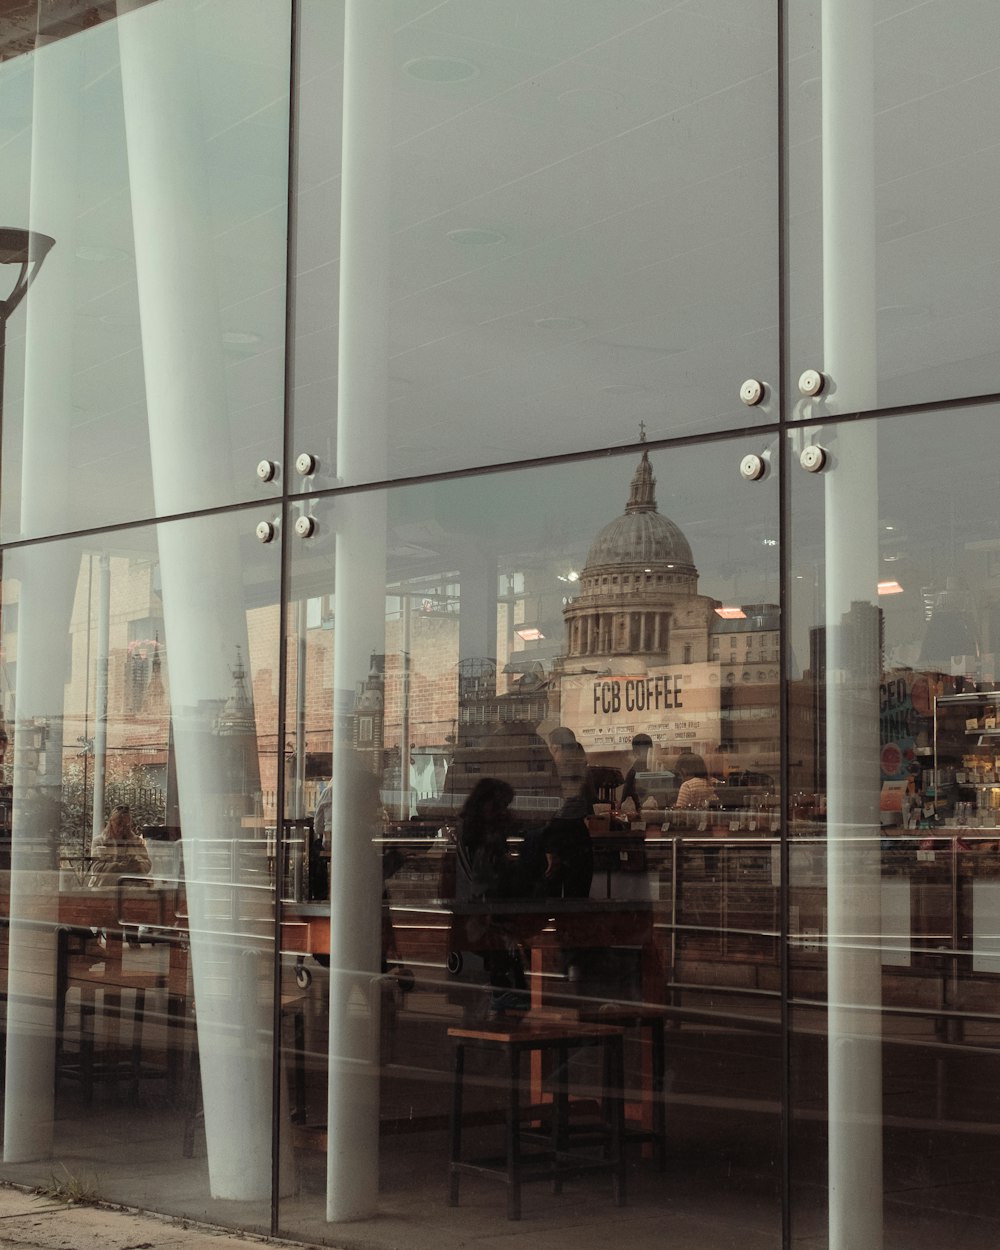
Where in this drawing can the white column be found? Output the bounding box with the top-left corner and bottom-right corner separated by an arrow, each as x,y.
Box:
328,499 -> 387,1223
326,0 -> 392,1222
3,546 -> 77,1162
3,28 -> 83,1163
822,4 -> 883,1247
399,596 -> 412,821
117,0 -> 277,1201
294,601 -> 309,818
91,554 -> 111,844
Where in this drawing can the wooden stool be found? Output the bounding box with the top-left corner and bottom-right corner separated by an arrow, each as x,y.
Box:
447,1017 -> 626,1220
575,1004 -> 668,1169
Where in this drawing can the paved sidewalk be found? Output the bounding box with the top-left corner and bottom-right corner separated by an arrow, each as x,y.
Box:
0,1184 -> 328,1250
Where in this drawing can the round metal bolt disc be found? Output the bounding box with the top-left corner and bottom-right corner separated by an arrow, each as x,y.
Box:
256,459 -> 276,482
255,520 -> 275,543
799,444 -> 827,473
740,378 -> 764,407
740,453 -> 766,481
294,514 -> 315,538
798,368 -> 824,397
295,452 -> 317,476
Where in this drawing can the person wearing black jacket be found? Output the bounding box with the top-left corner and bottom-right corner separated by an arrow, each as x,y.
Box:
454,777 -> 531,1016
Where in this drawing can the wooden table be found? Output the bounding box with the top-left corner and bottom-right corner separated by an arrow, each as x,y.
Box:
1,882 -> 188,1099
283,896 -> 661,958
281,896 -> 667,1142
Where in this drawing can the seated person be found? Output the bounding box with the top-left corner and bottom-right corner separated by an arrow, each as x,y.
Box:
673,752 -> 719,810
88,804 -> 152,888
454,777 -> 531,1016
543,728 -> 596,898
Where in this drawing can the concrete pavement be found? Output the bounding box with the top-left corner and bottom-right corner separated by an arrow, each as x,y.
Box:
0,1184 -> 329,1250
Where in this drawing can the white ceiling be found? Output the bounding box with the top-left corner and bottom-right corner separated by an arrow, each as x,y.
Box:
0,0 -> 995,612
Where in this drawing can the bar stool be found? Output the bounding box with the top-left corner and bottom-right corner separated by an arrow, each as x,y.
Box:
55,925 -> 183,1105
447,1017 -> 626,1220
574,1004 -> 668,1169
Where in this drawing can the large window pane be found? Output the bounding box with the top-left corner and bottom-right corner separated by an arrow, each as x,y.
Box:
0,0 -> 290,542
292,0 -> 780,491
278,438 -> 782,1245
788,1 -> 1000,415
0,507 -> 283,1232
788,406 -> 1000,1249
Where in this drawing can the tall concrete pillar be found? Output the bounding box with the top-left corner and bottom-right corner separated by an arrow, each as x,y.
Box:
821,3 -> 883,1246
117,0 -> 282,1200
3,26 -> 82,1163
325,0 -> 392,1222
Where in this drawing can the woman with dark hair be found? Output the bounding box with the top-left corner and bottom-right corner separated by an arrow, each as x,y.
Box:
456,777 -> 516,891
673,752 -> 718,810
454,777 -> 529,1016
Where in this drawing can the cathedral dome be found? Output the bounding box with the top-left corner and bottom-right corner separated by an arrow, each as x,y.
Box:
583,451 -> 696,575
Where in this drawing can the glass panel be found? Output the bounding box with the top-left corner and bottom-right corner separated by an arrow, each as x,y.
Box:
0,0 -> 289,542
0,507 -> 282,1232
278,438 -> 781,1246
292,0 -> 779,491
788,406 -> 1000,1248
0,3 -> 154,60
788,1 -> 1000,415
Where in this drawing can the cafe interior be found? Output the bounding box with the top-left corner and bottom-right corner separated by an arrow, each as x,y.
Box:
3,3 -> 1000,1250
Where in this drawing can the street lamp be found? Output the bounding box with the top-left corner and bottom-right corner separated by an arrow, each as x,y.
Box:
0,229 -> 55,775
0,227 -> 55,420
0,228 -> 54,310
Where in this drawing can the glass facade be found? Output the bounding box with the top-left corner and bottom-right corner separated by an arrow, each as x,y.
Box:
0,2 -> 998,1247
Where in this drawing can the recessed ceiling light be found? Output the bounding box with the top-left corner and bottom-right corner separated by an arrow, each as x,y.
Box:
715,607 -> 747,620
76,244 -> 130,263
877,580 -> 904,596
534,316 -> 587,331
404,56 -> 479,83
447,227 -> 506,246
515,627 -> 545,641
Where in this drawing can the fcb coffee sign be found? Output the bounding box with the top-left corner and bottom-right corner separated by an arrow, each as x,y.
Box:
556,665 -> 721,755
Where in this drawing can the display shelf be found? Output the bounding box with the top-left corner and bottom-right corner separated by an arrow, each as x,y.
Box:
935,691 -> 1000,823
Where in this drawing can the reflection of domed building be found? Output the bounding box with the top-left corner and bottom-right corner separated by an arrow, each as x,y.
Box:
552,448 -> 779,773
560,449 -> 717,668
